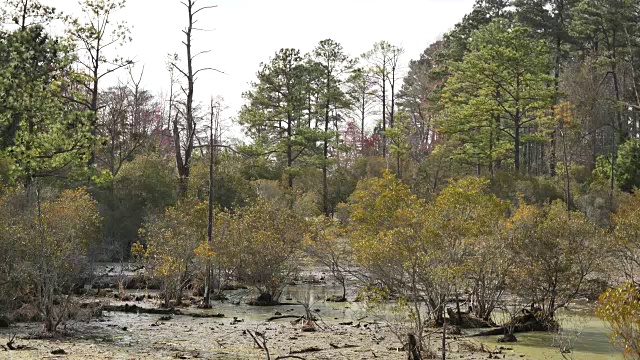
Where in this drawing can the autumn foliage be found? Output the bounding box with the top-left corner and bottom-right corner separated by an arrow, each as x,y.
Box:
0,187 -> 100,332
134,198 -> 307,306
597,282 -> 640,358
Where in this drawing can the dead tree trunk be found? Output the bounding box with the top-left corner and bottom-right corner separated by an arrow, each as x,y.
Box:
171,0 -> 218,196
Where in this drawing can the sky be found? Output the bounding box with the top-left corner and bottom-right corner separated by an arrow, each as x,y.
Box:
52,0 -> 476,133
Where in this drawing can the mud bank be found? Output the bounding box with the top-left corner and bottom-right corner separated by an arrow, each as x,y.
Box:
0,299 -> 523,359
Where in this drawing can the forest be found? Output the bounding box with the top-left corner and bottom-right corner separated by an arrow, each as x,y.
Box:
1,0 -> 640,359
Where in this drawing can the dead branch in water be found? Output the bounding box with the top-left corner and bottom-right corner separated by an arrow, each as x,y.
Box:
246,329 -> 306,360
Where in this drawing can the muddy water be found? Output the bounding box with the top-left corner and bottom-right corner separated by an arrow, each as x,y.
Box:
187,282 -> 623,359
278,281 -> 622,360
474,309 -> 622,360
214,286 -> 365,325
154,269 -> 621,360
261,282 -> 622,359
2,264 -> 620,359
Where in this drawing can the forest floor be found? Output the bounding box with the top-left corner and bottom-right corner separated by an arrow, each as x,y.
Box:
0,298 -> 526,360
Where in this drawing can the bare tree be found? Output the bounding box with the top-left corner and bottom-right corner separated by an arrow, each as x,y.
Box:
97,66 -> 162,178
386,44 -> 404,130
170,0 -> 221,195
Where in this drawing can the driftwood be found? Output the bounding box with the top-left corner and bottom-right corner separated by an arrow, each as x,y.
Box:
247,330 -> 306,360
290,346 -> 322,354
329,343 -> 358,349
186,312 -> 225,318
102,304 -> 173,314
3,334 -> 34,351
266,315 -> 303,322
102,304 -> 224,318
470,309 -> 557,338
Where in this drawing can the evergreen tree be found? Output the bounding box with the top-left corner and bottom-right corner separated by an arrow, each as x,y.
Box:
440,19 -> 557,174
239,49 -> 310,188
310,39 -> 353,216
0,25 -> 93,185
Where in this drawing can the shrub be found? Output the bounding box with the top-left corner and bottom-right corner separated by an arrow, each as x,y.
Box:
232,200 -> 306,304
597,282 -> 640,358
135,200 -> 206,307
35,188 -> 101,332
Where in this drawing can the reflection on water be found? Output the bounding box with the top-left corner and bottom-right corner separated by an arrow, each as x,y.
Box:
478,309 -> 622,359
158,283 -> 367,322
222,284 -> 623,359
117,266 -> 623,360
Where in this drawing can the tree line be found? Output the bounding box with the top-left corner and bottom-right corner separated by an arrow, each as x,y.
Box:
1,0 -> 640,357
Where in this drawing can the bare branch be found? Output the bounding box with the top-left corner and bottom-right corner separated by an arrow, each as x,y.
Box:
192,50 -> 211,60
98,61 -> 135,81
194,67 -> 227,77
171,63 -> 189,79
193,5 -> 217,17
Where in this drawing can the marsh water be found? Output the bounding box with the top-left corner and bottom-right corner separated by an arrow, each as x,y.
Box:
478,311 -> 622,360
256,284 -> 623,359
189,283 -> 622,359
101,264 -> 623,359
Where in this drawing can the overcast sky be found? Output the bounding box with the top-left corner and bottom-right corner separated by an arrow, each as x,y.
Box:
53,0 -> 475,128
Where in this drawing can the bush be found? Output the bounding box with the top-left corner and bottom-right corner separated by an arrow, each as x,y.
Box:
232,200 -> 306,304
507,200 -> 605,321
347,173 -> 507,353
135,200 -> 206,307
610,192 -> 640,281
37,188 -> 101,332
0,189 -> 31,315
597,282 -> 640,358
188,153 -> 256,209
0,187 -> 104,332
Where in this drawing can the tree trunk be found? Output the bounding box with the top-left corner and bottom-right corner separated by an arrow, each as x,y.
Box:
323,75 -> 331,216
514,115 -> 521,172
203,101 -> 216,308
441,309 -> 447,360
550,20 -> 562,177
407,333 -> 422,360
287,111 -> 294,188
382,74 -> 387,158
361,92 -> 366,151
88,43 -> 100,170
173,0 -> 199,196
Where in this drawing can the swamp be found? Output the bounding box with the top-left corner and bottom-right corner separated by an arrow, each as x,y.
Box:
1,0 -> 640,359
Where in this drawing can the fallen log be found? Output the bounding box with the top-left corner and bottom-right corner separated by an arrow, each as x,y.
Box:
329,343 -> 358,349
470,309 -> 557,337
469,327 -> 507,337
5,334 -> 34,351
446,308 -> 495,328
102,304 -> 224,318
470,322 -> 548,338
290,346 -> 322,354
102,304 -> 173,315
266,315 -> 303,322
184,312 -> 225,318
